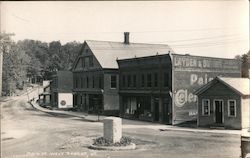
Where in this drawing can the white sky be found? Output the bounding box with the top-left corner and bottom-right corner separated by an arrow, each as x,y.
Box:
1,1 -> 249,58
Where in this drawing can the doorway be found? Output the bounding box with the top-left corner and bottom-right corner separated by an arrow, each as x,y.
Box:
154,98 -> 159,122
214,100 -> 223,124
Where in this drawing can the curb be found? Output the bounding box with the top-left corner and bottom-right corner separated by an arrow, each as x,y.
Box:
89,143 -> 136,151
29,101 -> 86,119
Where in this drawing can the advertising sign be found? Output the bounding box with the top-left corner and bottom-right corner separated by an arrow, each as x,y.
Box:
172,54 -> 241,124
58,93 -> 73,108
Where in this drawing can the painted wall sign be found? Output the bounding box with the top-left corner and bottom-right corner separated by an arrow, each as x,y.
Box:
172,54 -> 241,124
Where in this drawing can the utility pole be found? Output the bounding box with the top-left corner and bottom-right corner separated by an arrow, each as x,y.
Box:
0,32 -> 15,96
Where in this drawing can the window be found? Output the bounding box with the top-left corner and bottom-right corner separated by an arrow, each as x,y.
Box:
80,77 -> 83,88
99,75 -> 102,88
75,78 -> 78,88
154,73 -> 158,87
89,56 -> 94,67
122,75 -> 126,87
84,57 -> 89,68
228,100 -> 236,117
164,73 -> 169,87
141,74 -> 145,87
86,76 -> 89,88
111,75 -> 117,89
147,74 -> 152,87
202,99 -> 210,116
127,75 -> 131,87
133,75 -> 136,87
92,76 -> 95,88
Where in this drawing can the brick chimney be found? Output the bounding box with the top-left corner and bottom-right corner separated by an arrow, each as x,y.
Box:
124,32 -> 130,44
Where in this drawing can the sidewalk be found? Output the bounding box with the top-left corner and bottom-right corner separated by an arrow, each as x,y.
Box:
31,101 -> 241,135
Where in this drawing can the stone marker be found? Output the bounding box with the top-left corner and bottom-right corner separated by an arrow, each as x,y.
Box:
103,117 -> 122,143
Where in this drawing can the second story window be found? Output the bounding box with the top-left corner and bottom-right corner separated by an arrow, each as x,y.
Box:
141,74 -> 145,87
89,56 -> 94,67
147,74 -> 152,87
133,75 -> 136,87
80,77 -> 83,88
154,73 -> 158,87
99,75 -> 103,89
86,76 -> 89,88
110,75 -> 117,89
75,77 -> 78,88
127,75 -> 131,87
122,75 -> 126,87
92,76 -> 95,88
164,73 -> 169,87
84,57 -> 89,68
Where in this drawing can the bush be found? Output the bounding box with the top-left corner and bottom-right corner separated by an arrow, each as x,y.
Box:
93,136 -> 132,147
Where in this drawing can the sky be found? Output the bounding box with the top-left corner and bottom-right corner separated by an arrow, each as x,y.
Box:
1,1 -> 249,58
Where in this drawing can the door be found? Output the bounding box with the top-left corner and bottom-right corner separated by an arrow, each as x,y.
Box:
154,98 -> 159,122
214,100 -> 223,124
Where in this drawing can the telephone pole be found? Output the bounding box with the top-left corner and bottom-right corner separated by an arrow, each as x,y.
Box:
0,32 -> 15,96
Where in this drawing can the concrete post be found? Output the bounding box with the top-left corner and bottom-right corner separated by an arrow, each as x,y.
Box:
103,117 -> 122,143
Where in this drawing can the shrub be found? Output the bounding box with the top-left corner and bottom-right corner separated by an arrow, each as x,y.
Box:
93,136 -> 132,147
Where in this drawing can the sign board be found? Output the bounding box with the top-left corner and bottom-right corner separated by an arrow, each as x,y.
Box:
58,93 -> 73,108
172,54 -> 241,124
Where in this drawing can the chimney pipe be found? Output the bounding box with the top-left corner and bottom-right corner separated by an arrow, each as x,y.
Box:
124,32 -> 130,44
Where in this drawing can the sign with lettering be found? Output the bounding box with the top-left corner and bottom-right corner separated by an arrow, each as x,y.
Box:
172,54 -> 241,124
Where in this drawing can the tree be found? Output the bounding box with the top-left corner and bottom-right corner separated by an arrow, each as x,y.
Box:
235,50 -> 250,77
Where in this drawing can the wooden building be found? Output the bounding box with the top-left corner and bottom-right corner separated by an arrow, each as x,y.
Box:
195,77 -> 250,129
71,32 -> 173,116
171,54 -> 241,125
50,71 -> 73,108
38,84 -> 51,107
117,54 -> 172,124
38,71 -> 73,109
118,53 -> 241,125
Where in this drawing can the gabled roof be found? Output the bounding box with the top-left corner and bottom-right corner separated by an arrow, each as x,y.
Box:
86,40 -> 173,69
195,77 -> 250,96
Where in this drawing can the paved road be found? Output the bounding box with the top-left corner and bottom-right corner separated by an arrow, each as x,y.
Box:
1,88 -> 241,158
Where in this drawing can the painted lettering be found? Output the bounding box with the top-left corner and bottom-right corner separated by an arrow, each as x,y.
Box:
175,89 -> 197,107
190,74 -> 213,86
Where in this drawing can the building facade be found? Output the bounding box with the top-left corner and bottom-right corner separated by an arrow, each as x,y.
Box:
117,53 -> 241,125
195,77 -> 250,129
72,33 -> 173,116
171,54 -> 241,124
50,71 -> 73,108
118,54 -> 172,124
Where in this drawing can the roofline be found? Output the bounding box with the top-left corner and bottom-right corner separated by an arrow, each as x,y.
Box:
85,40 -> 172,46
195,77 -> 246,96
117,53 -> 171,62
171,53 -> 240,61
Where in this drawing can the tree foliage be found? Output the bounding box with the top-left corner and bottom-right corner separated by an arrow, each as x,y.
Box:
2,35 -> 82,96
235,50 -> 250,77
